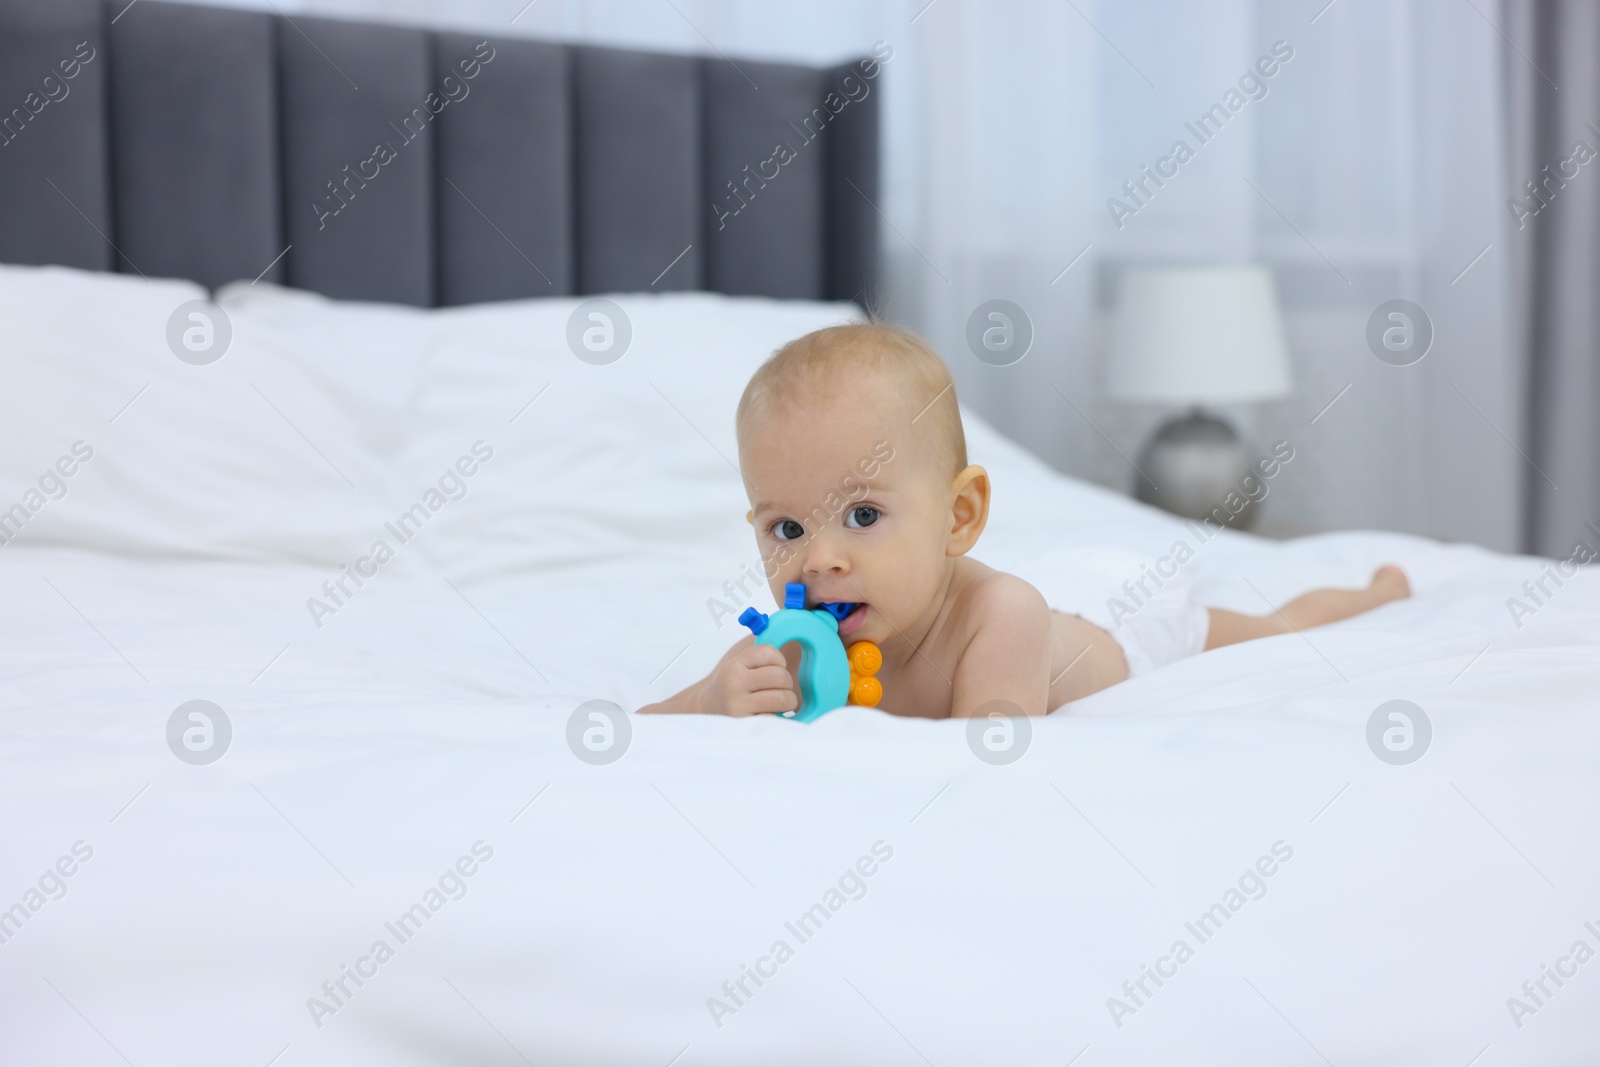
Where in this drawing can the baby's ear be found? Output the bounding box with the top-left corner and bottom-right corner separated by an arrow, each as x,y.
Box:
745,509 -> 754,526
946,464 -> 992,556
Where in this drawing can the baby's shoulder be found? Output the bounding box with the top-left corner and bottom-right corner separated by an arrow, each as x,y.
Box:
949,559 -> 1050,631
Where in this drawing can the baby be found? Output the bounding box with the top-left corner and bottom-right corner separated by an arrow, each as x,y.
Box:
640,324 -> 1410,719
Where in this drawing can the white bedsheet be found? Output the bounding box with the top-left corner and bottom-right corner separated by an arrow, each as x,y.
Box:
1,267 -> 1596,1065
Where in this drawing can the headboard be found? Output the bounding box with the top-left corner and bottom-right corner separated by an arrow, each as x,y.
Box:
0,0 -> 879,307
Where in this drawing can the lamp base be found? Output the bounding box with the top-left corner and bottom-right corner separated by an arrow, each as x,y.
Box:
1133,411 -> 1258,529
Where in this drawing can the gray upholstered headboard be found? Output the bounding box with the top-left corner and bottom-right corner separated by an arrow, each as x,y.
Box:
0,0 -> 878,307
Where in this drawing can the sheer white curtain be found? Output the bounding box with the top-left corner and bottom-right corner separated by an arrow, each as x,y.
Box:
203,0 -> 1518,550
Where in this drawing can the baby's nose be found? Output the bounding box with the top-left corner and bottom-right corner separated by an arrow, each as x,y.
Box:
800,529 -> 849,575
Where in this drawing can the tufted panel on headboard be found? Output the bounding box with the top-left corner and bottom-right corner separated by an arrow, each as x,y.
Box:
0,0 -> 879,307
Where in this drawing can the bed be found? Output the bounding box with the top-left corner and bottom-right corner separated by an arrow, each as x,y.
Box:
2,3 -> 1598,1066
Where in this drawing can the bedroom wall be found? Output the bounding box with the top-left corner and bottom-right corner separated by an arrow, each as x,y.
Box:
183,0 -> 1521,553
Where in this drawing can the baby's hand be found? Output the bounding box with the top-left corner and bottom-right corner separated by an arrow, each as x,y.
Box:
706,642 -> 798,717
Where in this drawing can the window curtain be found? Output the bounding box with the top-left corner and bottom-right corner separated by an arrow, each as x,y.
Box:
1502,0 -> 1600,559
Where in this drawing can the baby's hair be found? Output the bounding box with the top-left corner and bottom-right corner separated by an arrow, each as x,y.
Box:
736,321 -> 967,479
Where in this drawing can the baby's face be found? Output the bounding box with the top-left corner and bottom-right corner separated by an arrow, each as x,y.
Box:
740,375 -> 953,645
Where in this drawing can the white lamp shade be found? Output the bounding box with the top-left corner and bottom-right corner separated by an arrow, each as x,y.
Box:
1108,265 -> 1292,404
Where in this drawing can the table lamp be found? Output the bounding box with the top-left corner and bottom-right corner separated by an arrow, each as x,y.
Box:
1107,265 -> 1291,528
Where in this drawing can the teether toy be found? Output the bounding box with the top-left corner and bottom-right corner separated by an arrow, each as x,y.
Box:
738,582 -> 883,723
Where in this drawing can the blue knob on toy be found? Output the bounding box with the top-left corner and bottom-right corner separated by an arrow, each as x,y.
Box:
738,582 -> 853,723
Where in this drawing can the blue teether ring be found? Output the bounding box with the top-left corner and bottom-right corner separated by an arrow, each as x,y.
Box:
738,582 -> 853,723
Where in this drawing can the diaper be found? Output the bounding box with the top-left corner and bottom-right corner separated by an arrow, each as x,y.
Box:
1009,546 -> 1210,677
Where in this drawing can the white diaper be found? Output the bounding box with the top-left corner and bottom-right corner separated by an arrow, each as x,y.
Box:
1010,546 -> 1210,676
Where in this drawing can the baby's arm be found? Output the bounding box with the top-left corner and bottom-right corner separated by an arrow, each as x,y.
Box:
637,635 -> 799,717
948,574 -> 1056,717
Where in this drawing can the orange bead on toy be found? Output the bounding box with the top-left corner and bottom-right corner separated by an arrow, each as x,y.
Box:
846,640 -> 883,707
848,641 -> 882,675
849,674 -> 883,707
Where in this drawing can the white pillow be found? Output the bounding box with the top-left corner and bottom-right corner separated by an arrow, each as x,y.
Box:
214,283 -> 866,580
0,265 -> 415,563
0,263 -> 873,571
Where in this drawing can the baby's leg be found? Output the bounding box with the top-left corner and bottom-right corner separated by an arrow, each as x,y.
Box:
1204,564 -> 1411,651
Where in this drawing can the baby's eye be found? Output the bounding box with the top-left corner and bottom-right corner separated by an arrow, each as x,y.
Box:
844,505 -> 880,529
770,519 -> 805,541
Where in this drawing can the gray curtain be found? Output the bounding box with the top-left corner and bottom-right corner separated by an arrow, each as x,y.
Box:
1504,0 -> 1600,557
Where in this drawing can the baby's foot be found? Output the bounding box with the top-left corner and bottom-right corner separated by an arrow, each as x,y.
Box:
1371,563 -> 1411,602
